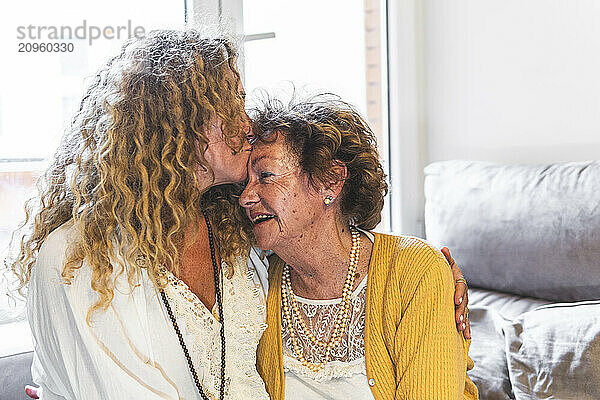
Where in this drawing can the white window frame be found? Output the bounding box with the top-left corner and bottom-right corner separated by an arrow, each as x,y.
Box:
385,0 -> 425,236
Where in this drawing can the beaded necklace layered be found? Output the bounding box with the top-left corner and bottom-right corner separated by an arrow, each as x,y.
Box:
160,209 -> 226,400
281,227 -> 361,372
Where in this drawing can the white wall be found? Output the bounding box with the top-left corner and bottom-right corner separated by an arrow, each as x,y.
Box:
424,0 -> 600,164
389,0 -> 600,236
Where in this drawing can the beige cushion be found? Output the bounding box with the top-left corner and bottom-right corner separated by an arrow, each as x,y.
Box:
504,301 -> 600,399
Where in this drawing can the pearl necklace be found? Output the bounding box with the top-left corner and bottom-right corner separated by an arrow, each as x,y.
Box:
281,227 -> 361,372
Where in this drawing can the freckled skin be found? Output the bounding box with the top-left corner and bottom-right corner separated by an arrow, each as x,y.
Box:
239,132 -> 373,300
239,135 -> 323,251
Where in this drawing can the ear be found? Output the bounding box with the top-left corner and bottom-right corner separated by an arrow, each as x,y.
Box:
322,160 -> 347,199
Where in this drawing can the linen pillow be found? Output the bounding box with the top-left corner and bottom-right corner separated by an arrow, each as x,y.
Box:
504,301 -> 600,400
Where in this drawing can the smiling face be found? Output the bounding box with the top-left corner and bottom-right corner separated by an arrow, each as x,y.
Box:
239,132 -> 326,251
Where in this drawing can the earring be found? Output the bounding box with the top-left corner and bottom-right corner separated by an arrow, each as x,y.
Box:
324,195 -> 334,205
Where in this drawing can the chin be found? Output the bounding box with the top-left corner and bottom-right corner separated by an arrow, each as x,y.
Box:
252,230 -> 274,251
231,170 -> 248,184
254,236 -> 272,251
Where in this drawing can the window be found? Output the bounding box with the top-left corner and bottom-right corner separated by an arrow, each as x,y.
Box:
0,1 -> 185,260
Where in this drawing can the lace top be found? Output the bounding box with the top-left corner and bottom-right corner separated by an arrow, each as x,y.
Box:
281,274 -> 368,382
164,256 -> 269,399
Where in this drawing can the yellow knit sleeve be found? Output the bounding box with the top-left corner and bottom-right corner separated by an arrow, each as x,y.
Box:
392,247 -> 467,399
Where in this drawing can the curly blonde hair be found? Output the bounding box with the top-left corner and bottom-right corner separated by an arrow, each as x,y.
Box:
251,94 -> 388,230
7,29 -> 254,320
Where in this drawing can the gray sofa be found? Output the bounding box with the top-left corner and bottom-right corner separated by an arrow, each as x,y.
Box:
424,160 -> 600,399
0,350 -> 34,400
0,300 -> 34,400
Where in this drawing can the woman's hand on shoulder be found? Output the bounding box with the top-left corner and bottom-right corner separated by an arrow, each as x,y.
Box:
441,247 -> 471,339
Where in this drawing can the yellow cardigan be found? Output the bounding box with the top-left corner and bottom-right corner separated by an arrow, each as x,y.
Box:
256,232 -> 479,400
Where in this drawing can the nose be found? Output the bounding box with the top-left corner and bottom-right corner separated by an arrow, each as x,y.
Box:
239,179 -> 259,209
244,125 -> 255,151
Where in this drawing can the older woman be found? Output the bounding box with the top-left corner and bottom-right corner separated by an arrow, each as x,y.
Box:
242,95 -> 479,399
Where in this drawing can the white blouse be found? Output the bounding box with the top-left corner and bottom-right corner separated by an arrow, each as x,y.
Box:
27,221 -> 270,400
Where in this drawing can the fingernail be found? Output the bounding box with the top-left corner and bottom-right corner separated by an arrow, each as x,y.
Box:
459,314 -> 464,322
458,297 -> 463,305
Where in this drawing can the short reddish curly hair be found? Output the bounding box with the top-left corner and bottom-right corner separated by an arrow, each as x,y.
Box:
250,94 -> 388,230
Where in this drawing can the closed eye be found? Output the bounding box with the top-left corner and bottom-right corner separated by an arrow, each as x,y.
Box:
259,171 -> 274,181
